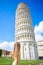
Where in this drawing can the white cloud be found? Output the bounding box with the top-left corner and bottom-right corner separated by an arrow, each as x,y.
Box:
0,41 -> 14,51
34,21 -> 43,41
35,34 -> 43,41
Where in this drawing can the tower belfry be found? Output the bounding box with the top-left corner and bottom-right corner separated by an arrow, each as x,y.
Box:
15,2 -> 38,60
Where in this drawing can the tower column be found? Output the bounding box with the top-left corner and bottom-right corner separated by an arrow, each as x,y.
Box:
15,2 -> 38,60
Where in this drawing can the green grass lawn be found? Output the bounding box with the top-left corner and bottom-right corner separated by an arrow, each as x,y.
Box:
0,57 -> 43,65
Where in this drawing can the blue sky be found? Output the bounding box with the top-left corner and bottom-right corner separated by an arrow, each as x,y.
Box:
0,0 -> 43,42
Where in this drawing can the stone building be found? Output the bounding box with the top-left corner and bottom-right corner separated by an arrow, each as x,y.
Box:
15,2 -> 38,60
1,49 -> 12,57
37,41 -> 43,59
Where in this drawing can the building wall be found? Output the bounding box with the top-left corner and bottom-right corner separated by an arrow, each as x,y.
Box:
37,41 -> 43,59
2,49 -> 11,57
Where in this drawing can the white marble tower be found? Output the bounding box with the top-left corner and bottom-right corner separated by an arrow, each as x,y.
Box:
15,2 -> 38,60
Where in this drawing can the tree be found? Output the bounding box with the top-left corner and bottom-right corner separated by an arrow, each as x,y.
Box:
0,49 -> 2,57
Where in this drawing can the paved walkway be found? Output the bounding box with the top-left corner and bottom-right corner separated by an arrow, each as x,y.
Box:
39,63 -> 43,65
36,63 -> 43,65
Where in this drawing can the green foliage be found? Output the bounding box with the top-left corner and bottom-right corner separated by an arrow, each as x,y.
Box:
0,49 -> 2,57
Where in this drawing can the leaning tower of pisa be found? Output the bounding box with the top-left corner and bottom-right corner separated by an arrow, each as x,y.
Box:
15,2 -> 38,60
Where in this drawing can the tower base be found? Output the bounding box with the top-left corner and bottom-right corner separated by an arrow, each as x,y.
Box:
20,41 -> 38,60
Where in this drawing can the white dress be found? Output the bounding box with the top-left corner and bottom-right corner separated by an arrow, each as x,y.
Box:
12,59 -> 16,65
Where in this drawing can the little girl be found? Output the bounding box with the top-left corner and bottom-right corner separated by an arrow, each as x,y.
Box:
12,42 -> 20,65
